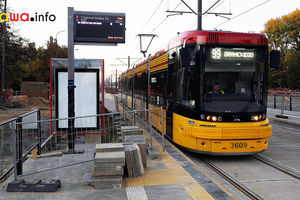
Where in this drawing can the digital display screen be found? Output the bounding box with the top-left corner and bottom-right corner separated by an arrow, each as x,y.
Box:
74,11 -> 125,43
210,48 -> 255,61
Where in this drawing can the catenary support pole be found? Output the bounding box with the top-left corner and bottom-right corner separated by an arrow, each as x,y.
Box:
197,0 -> 202,30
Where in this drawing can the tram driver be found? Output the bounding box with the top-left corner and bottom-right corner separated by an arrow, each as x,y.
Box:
209,82 -> 225,95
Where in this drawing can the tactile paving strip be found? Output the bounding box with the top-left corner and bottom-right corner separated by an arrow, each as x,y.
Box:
126,186 -> 149,200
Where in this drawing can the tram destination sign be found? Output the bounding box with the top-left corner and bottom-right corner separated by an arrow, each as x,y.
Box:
74,11 -> 125,44
210,48 -> 255,61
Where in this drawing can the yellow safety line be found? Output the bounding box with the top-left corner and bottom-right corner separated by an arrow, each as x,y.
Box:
150,140 -> 214,200
110,93 -> 238,200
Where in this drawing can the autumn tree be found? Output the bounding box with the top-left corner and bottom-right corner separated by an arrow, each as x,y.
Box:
24,36 -> 68,82
263,9 -> 300,89
1,26 -> 67,90
0,2 -> 67,92
287,51 -> 300,88
0,17 -> 38,90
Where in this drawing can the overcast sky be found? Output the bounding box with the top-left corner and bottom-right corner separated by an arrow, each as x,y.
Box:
6,0 -> 300,77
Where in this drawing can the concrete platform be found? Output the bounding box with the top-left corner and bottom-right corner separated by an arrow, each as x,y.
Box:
0,134 -> 234,200
0,94 -> 237,200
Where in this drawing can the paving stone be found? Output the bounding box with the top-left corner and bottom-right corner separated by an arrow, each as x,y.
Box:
95,143 -> 124,153
134,143 -> 144,175
95,151 -> 125,164
93,183 -> 123,189
148,148 -> 160,160
91,175 -> 123,183
124,135 -> 146,143
124,136 -> 147,167
124,144 -> 144,177
93,166 -> 124,176
124,145 -> 133,177
94,162 -> 125,168
121,126 -> 143,136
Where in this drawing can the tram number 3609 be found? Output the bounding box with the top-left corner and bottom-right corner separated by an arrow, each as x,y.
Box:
230,142 -> 247,149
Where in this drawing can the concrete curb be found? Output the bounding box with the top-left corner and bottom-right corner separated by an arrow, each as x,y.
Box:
269,117 -> 300,128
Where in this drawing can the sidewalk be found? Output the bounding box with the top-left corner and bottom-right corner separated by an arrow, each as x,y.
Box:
268,108 -> 300,128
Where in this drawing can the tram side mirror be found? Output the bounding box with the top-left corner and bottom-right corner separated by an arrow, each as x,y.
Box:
179,48 -> 190,67
270,50 -> 280,69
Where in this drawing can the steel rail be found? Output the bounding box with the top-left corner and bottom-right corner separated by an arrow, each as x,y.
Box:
192,157 -> 263,200
251,154 -> 300,180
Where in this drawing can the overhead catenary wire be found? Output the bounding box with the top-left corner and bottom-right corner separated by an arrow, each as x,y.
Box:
214,0 -> 271,28
126,1 -> 182,58
140,0 -> 164,33
121,0 -> 166,59
203,0 -> 222,15
151,1 -> 183,33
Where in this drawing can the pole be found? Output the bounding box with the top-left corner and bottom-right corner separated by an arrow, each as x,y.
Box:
146,54 -> 151,120
126,56 -> 130,106
160,106 -> 165,152
12,121 -> 17,180
1,0 -> 7,104
116,69 -> 117,92
280,96 -> 284,115
37,110 -> 42,155
16,117 -> 23,176
132,67 -> 134,109
290,96 -> 292,111
149,109 -> 152,150
111,75 -> 112,90
197,0 -> 202,30
67,7 -> 75,153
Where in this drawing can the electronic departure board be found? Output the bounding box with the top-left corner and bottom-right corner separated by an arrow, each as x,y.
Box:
74,11 -> 125,44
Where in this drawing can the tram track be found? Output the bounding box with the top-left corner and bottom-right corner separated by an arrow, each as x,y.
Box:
190,155 -> 264,200
250,154 -> 300,180
187,152 -> 300,200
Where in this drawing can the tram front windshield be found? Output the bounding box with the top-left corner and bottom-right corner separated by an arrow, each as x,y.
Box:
201,47 -> 267,113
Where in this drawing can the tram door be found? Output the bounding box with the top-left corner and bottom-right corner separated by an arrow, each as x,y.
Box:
166,62 -> 176,139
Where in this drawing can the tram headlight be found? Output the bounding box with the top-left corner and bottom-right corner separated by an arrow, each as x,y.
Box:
258,115 -> 262,120
212,116 -> 217,122
200,114 -> 205,120
217,116 -> 222,122
206,116 -> 211,121
251,115 -> 259,121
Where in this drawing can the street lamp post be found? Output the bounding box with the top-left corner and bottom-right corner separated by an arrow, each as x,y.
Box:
55,30 -> 66,44
55,30 -> 65,57
1,0 -> 7,104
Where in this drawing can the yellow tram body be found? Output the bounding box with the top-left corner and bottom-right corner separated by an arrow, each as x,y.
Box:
119,30 -> 276,155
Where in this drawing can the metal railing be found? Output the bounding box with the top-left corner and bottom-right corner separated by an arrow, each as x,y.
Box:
116,96 -> 165,152
0,109 -> 41,182
7,104 -> 165,181
268,95 -> 300,112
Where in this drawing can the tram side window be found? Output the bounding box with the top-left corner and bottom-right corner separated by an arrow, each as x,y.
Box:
150,71 -> 166,106
176,65 -> 196,108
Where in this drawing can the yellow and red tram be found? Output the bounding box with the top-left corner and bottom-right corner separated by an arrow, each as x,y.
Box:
119,30 -> 279,155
